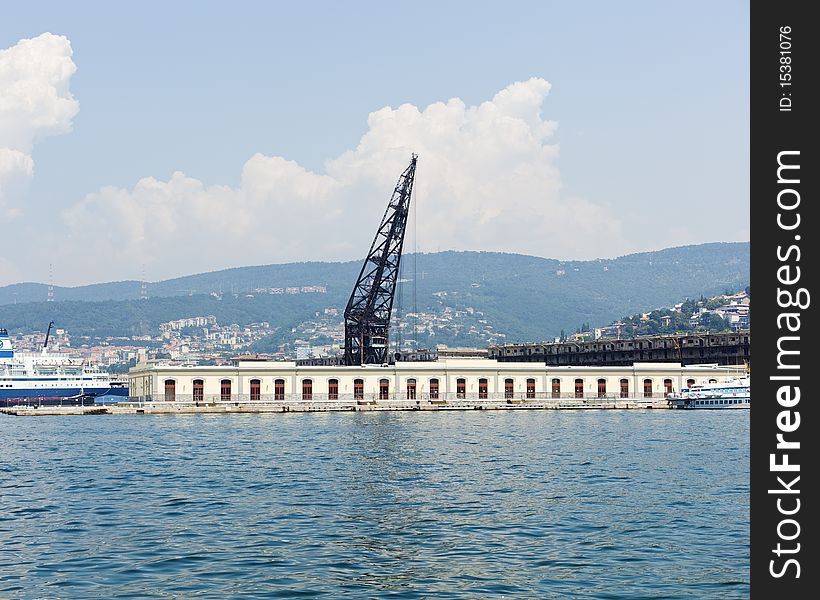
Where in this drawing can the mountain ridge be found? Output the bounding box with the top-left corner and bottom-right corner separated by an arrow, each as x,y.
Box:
1,242 -> 749,346
0,242 -> 748,306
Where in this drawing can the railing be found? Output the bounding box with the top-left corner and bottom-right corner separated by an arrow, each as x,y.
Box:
126,391 -> 664,405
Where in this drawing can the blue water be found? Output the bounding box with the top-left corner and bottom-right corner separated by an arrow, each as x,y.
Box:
0,411 -> 748,598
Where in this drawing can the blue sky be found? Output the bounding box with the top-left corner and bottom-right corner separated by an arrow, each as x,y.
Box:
1,1 -> 749,286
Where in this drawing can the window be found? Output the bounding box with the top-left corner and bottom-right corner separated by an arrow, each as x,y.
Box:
457,378 -> 466,399
430,378 -> 439,400
620,379 -> 629,398
478,378 -> 488,399
354,378 -> 364,400
407,379 -> 416,400
597,378 -> 607,397
221,379 -> 232,401
164,379 -> 175,402
274,379 -> 285,401
552,378 -> 561,398
687,378 -> 695,388
379,379 -> 389,400
302,379 -> 313,401
575,379 -> 584,399
193,379 -> 204,403
709,378 -> 718,384
505,378 -> 514,399
643,379 -> 653,398
250,379 -> 261,401
328,379 -> 339,400
664,379 -> 673,395
526,378 -> 536,399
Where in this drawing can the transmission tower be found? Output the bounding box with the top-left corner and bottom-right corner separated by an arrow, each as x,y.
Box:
140,264 -> 148,300
344,155 -> 418,365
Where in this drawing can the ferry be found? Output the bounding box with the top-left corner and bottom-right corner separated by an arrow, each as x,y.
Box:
667,376 -> 749,409
0,325 -> 129,406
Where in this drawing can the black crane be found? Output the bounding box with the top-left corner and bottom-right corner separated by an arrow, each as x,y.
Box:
43,320 -> 55,350
344,154 -> 417,365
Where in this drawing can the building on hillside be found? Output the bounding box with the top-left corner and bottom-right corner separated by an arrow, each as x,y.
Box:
715,303 -> 750,330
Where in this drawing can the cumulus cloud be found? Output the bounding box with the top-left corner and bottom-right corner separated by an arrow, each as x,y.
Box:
62,78 -> 626,282
0,32 -> 79,220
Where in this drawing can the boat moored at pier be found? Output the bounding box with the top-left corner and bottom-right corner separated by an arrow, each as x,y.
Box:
0,327 -> 129,406
667,376 -> 749,409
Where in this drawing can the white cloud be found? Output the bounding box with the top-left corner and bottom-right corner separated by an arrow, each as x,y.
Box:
0,149 -> 33,221
0,33 -> 79,220
62,77 -> 627,283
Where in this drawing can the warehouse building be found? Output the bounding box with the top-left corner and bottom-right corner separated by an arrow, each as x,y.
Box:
128,358 -> 746,403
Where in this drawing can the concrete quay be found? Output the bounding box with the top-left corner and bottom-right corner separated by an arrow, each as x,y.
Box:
1,397 -> 671,416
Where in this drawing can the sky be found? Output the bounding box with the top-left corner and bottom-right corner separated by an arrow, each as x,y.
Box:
0,1 -> 749,287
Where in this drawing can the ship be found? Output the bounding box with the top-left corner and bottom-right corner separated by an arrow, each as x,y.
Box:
0,324 -> 129,406
667,376 -> 750,409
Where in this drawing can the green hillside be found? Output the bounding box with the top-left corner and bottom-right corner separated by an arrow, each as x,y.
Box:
0,243 -> 749,344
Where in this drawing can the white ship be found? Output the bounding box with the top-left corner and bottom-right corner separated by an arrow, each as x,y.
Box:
667,376 -> 750,409
0,324 -> 128,405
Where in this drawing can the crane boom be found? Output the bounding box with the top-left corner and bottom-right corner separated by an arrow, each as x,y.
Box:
344,154 -> 417,365
43,320 -> 54,351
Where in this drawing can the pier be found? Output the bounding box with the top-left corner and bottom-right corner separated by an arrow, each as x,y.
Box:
1,396 -> 671,416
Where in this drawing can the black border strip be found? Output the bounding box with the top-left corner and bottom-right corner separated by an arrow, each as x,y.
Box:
751,2 -> 817,596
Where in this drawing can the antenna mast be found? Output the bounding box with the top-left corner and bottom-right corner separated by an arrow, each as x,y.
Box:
48,264 -> 54,302
344,155 -> 418,365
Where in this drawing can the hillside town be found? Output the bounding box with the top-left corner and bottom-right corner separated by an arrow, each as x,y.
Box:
7,289 -> 748,370
566,290 -> 750,342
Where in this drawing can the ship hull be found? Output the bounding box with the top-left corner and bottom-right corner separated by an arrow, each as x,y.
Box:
669,398 -> 750,409
0,386 -> 111,406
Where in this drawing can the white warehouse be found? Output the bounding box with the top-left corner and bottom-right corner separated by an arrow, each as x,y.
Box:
127,358 -> 746,404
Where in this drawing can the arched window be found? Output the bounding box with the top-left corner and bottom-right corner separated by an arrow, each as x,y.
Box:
221,379 -> 232,401
575,378 -> 584,399
687,378 -> 696,388
478,378 -> 488,399
456,378 -> 466,399
643,379 -> 653,398
379,378 -> 390,400
274,379 -> 285,401
302,379 -> 313,400
328,378 -> 339,400
193,379 -> 204,402
664,379 -> 674,395
620,378 -> 629,398
526,378 -> 536,399
164,379 -> 175,402
597,378 -> 607,397
354,378 -> 364,400
407,378 -> 416,400
505,378 -> 514,399
708,378 -> 718,384
250,379 -> 261,401
552,378 -> 561,398
429,378 -> 439,400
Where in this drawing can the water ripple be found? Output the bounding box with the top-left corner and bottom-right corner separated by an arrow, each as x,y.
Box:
0,411 -> 748,598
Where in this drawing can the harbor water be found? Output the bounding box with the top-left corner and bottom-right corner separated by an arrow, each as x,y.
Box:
0,411 -> 749,598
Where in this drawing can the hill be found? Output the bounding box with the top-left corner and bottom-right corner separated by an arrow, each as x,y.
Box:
0,243 -> 749,345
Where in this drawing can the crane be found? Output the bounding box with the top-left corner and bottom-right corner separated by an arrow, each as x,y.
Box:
43,320 -> 55,351
344,154 -> 417,365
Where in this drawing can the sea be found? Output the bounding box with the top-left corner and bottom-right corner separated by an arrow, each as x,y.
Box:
0,410 -> 749,598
